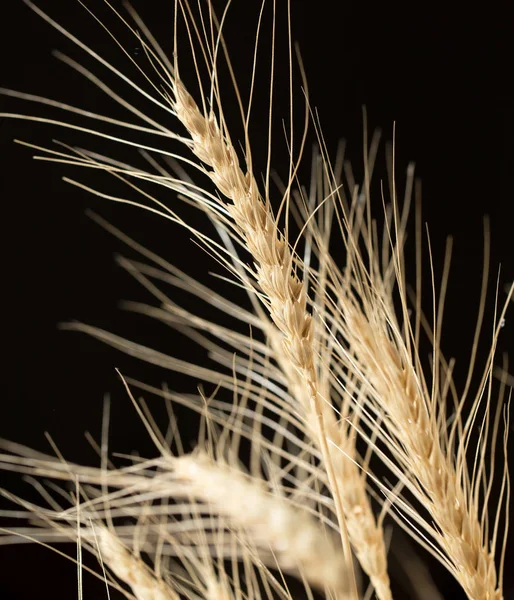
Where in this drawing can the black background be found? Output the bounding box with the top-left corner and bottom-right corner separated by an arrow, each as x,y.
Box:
1,1 -> 513,599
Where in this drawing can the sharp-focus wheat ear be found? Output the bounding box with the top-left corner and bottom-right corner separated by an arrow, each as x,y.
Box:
167,6 -> 393,590
170,74 -> 392,598
281,129 -> 511,600
347,313 -> 502,600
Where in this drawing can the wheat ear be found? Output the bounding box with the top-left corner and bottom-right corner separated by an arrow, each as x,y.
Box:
288,136 -> 511,599
0,440 -> 300,600
171,77 -> 391,600
170,450 -> 350,596
343,298 -> 505,600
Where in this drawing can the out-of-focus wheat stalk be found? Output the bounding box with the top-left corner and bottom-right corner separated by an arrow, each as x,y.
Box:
0,1 -> 512,600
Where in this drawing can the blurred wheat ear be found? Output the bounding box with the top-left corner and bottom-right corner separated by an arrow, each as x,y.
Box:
0,1 -> 512,600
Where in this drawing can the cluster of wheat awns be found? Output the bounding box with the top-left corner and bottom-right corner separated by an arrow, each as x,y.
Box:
0,1 -> 512,600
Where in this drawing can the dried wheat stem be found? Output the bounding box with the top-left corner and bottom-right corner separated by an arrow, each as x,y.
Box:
350,310 -> 500,600
172,79 -> 392,600
171,451 -> 350,596
96,526 -> 179,600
